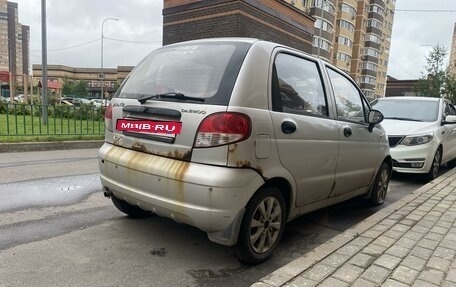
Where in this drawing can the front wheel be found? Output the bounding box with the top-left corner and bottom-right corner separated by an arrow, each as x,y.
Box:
369,162 -> 391,206
234,187 -> 286,264
111,196 -> 152,219
426,149 -> 441,182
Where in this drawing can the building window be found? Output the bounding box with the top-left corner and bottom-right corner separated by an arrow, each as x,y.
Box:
340,3 -> 356,16
370,4 -> 385,16
315,18 -> 333,33
337,36 -> 353,48
338,20 -> 355,32
313,37 -> 331,52
364,48 -> 380,58
365,34 -> 381,44
367,19 -> 383,29
361,76 -> 376,84
337,52 -> 352,63
362,62 -> 378,72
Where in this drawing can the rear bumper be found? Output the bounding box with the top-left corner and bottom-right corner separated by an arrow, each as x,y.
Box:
98,143 -> 264,244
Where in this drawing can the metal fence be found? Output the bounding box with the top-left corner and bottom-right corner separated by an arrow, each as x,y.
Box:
0,102 -> 106,137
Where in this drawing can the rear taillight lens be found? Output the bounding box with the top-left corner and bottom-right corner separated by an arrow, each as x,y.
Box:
105,103 -> 113,132
194,112 -> 251,148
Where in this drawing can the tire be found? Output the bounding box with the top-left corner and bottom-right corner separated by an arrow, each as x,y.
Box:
369,162 -> 391,206
234,186 -> 286,264
111,196 -> 151,219
426,149 -> 441,182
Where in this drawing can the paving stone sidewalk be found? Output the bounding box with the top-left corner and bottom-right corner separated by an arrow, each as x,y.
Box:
253,168 -> 456,287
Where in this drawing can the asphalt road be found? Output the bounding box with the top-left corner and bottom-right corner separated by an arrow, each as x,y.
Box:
0,149 -> 438,287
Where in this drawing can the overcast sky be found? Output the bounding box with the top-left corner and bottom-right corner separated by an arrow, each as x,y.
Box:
12,0 -> 456,80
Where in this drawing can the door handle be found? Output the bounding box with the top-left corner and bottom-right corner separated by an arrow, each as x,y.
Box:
281,121 -> 297,134
343,127 -> 352,137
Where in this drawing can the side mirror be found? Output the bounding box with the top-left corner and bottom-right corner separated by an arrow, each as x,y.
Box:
444,115 -> 456,124
368,109 -> 384,132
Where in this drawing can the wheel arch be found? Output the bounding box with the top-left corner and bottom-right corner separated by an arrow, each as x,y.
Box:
260,177 -> 293,219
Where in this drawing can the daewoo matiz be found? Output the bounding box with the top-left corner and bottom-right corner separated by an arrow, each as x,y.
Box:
99,38 -> 392,263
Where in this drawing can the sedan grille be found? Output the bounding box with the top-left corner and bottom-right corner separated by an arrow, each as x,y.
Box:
388,136 -> 404,148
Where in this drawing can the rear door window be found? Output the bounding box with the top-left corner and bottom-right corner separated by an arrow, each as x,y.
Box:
272,53 -> 328,117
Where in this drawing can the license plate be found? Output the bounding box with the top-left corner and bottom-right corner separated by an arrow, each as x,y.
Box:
116,119 -> 182,135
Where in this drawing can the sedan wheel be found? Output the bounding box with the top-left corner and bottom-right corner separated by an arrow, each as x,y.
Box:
426,149 -> 441,181
235,187 -> 286,264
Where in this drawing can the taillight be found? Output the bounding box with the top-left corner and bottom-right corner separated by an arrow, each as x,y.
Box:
105,103 -> 113,132
194,112 -> 251,148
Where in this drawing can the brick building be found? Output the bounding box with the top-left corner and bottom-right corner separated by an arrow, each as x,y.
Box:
32,65 -> 133,98
163,0 -> 315,53
384,76 -> 418,97
162,0 -> 396,100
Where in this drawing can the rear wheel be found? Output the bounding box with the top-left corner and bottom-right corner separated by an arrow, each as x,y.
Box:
369,162 -> 390,206
234,187 -> 286,264
426,149 -> 441,182
111,196 -> 151,219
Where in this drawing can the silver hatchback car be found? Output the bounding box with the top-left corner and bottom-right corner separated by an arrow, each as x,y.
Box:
99,38 -> 391,263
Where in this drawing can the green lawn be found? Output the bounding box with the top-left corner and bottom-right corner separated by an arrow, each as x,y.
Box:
0,113 -> 105,143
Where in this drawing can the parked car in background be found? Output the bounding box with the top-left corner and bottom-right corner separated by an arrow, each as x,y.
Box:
90,99 -> 110,108
98,38 -> 391,263
13,94 -> 24,102
372,96 -> 456,181
73,98 -> 91,106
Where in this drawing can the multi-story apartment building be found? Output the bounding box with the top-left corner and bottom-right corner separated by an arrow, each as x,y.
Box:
163,0 -> 395,100
0,0 -> 30,82
0,0 -> 8,72
284,0 -> 395,100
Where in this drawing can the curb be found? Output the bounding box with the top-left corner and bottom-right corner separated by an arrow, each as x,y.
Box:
0,140 -> 105,153
251,168 -> 456,287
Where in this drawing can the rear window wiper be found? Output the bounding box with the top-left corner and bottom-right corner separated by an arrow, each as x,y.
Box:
138,92 -> 205,104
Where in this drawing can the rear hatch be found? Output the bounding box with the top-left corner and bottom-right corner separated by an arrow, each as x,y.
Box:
106,40 -> 253,164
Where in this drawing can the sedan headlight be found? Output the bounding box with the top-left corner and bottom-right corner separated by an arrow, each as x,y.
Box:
401,135 -> 433,146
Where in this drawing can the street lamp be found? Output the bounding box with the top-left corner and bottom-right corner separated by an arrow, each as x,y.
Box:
100,17 -> 119,104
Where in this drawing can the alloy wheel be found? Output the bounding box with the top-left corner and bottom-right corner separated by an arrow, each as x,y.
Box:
376,167 -> 389,202
431,150 -> 441,179
249,196 -> 282,254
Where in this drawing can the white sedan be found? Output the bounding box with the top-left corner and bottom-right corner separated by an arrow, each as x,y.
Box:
372,96 -> 456,181
90,99 -> 110,108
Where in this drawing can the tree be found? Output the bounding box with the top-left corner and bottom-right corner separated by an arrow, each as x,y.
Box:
415,44 -> 456,102
62,77 -> 88,97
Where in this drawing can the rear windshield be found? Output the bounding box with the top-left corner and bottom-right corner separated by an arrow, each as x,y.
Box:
116,41 -> 252,105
